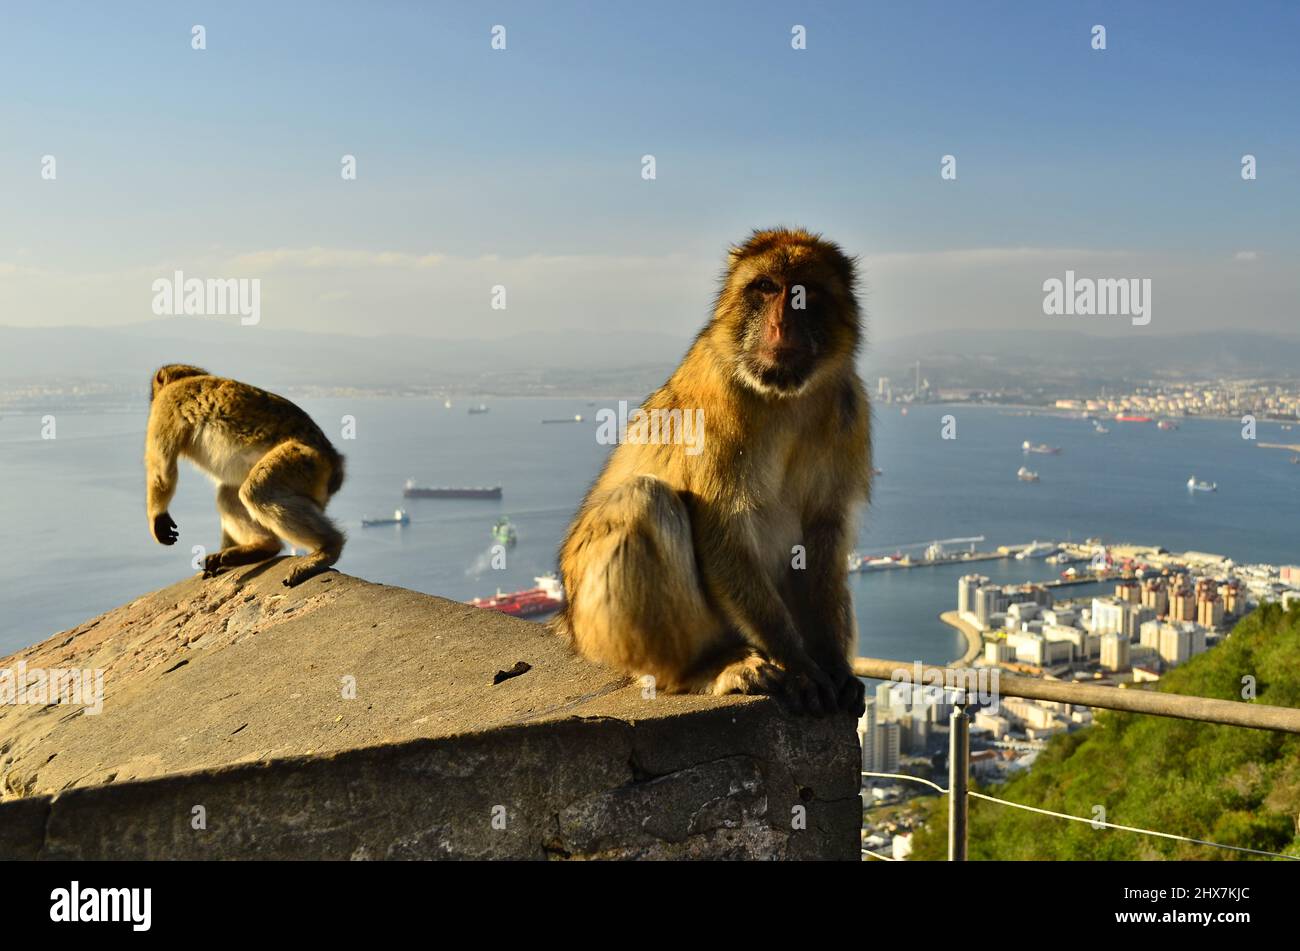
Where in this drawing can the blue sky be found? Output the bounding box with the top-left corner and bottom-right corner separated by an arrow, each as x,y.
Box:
1,1 -> 1296,339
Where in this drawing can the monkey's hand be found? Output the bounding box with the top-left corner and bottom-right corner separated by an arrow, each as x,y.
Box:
151,512 -> 179,545
780,660 -> 839,718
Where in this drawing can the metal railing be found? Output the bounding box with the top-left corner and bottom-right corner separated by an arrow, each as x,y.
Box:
851,655 -> 1300,861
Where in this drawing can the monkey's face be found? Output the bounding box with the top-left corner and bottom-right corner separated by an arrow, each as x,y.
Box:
718,230 -> 860,397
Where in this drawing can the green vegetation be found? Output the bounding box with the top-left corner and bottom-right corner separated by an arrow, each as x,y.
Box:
912,602 -> 1300,860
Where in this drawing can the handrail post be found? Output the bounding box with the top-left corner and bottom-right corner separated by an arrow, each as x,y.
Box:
948,701 -> 970,861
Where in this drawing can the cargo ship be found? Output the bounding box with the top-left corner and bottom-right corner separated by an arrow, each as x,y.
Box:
1114,414 -> 1153,422
468,574 -> 565,619
403,479 -> 502,500
361,509 -> 410,527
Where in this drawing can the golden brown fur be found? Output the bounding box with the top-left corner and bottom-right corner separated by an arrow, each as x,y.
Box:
145,365 -> 346,587
554,228 -> 871,715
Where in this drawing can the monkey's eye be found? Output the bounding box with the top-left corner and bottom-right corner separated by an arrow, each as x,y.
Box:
750,277 -> 779,294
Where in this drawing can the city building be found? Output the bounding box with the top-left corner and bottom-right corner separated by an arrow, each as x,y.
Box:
1100,632 -> 1130,671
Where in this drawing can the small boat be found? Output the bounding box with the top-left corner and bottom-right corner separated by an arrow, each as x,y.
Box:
468,404 -> 490,415
542,415 -> 584,424
362,509 -> 410,527
1017,466 -> 1039,482
443,399 -> 453,409
492,516 -> 518,547
1187,476 -> 1217,492
1022,441 -> 1061,454
1115,414 -> 1152,423
1157,420 -> 1179,431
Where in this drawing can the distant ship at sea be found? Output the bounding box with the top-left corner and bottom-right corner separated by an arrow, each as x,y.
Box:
403,479 -> 502,500
542,415 -> 584,424
1022,441 -> 1061,454
1187,476 -> 1217,493
468,574 -> 565,619
468,404 -> 490,415
361,508 -> 410,527
492,516 -> 518,547
1017,466 -> 1040,482
1157,420 -> 1179,431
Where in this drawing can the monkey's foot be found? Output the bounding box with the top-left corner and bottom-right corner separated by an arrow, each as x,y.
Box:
283,559 -> 334,587
203,546 -> 278,579
776,664 -> 840,718
831,668 -> 867,718
706,653 -> 785,697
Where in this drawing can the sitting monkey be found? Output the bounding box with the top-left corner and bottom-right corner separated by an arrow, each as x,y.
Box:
554,228 -> 871,715
145,365 -> 346,587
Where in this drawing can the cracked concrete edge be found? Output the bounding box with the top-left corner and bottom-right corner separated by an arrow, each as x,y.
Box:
0,701 -> 861,860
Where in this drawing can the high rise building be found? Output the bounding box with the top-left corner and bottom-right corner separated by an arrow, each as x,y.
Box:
1100,632 -> 1130,671
958,574 -> 988,616
857,699 -> 876,773
874,720 -> 901,773
1141,577 -> 1169,616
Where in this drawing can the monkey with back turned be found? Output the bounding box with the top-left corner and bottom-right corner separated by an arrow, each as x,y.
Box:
144,365 -> 346,587
554,228 -> 871,716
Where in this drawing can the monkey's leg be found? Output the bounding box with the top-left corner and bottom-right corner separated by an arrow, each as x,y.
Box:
240,442 -> 345,588
789,511 -> 866,715
689,507 -> 840,716
203,485 -> 282,578
563,475 -> 773,695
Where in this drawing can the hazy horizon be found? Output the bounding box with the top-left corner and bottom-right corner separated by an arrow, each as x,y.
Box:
4,2 -> 1297,344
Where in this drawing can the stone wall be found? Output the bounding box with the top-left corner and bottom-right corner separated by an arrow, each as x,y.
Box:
0,559 -> 861,859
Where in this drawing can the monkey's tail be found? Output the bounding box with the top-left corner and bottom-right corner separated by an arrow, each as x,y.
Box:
327,452 -> 346,496
546,608 -> 576,646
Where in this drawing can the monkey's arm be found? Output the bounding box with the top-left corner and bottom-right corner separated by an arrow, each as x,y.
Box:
691,509 -> 838,714
792,511 -> 866,715
144,415 -> 181,545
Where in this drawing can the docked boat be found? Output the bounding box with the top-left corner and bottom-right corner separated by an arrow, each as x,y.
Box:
861,555 -> 902,571
1187,477 -> 1217,493
361,509 -> 410,527
468,574 -> 565,619
1016,541 -> 1058,560
1022,441 -> 1061,454
404,479 -> 502,500
1017,466 -> 1040,482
